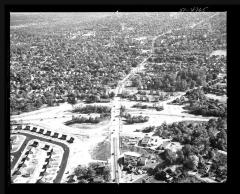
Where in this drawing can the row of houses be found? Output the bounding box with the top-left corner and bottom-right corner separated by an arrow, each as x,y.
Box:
11,124 -> 74,144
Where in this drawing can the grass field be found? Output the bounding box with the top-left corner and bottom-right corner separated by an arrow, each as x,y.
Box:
91,139 -> 111,161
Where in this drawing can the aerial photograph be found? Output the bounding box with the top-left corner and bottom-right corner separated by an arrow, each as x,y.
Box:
10,12 -> 227,183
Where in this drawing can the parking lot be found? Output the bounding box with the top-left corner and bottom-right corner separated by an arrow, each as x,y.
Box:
11,129 -> 70,183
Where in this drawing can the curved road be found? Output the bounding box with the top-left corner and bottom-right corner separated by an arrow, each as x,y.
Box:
11,131 -> 69,183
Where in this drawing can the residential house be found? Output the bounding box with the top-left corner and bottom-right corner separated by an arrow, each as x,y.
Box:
140,135 -> 151,147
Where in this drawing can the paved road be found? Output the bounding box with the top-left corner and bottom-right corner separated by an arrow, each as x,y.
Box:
109,13 -> 223,184
151,13 -> 220,53
11,131 -> 70,183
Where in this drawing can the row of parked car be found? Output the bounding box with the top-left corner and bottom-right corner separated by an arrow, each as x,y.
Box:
11,124 -> 75,144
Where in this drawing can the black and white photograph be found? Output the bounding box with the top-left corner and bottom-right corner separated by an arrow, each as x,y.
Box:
9,11 -> 227,184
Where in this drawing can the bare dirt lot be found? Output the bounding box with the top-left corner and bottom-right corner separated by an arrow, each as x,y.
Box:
120,96 -> 215,137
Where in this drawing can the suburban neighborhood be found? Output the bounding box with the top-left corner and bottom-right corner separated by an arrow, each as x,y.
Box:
10,12 -> 226,183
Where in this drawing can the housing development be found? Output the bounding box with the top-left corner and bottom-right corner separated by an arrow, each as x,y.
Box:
10,12 -> 227,183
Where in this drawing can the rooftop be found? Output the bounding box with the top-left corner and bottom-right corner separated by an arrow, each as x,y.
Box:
124,152 -> 142,158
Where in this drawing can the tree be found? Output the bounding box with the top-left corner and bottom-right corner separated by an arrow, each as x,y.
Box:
131,75 -> 142,88
147,167 -> 155,176
176,150 -> 184,164
86,166 -> 96,180
181,80 -> 188,91
182,144 -> 192,158
74,165 -> 88,179
47,96 -> 54,107
102,166 -> 111,181
23,103 -> 34,112
142,179 -> 146,183
163,149 -> 177,165
109,91 -> 115,98
154,169 -> 167,181
67,93 -> 77,106
190,80 -> 196,89
35,98 -> 43,108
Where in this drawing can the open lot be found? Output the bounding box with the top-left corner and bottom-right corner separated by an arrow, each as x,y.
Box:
11,101 -> 112,183
120,97 -> 214,137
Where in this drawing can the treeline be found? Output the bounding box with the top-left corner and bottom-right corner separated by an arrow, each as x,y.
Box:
123,113 -> 149,124
65,114 -> 110,125
131,68 -> 210,92
67,162 -> 110,183
144,118 -> 227,182
148,147 -> 226,182
184,88 -> 227,117
154,117 -> 227,152
72,105 -> 111,114
10,92 -> 60,115
170,88 -> 227,117
186,100 -> 227,117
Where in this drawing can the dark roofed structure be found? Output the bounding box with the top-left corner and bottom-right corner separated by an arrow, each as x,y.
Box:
38,129 -> 44,134
16,125 -> 22,130
45,131 -> 51,136
30,141 -> 39,147
67,137 -> 74,143
31,127 -> 37,132
52,132 -> 59,138
24,125 -> 31,130
42,144 -> 50,151
59,134 -> 67,140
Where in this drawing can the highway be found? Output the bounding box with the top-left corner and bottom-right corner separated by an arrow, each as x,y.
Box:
109,13 -> 223,184
110,52 -> 152,183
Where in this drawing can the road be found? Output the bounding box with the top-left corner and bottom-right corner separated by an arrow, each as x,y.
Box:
109,12 -> 223,184
110,55 -> 150,183
11,131 -> 70,183
109,97 -> 121,183
151,12 -> 220,53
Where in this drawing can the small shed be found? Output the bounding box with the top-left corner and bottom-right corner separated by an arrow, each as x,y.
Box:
42,144 -> 50,151
31,141 -> 39,147
45,131 -> 51,136
38,129 -> 44,134
24,125 -> 31,130
67,137 -> 74,143
59,134 -> 67,140
16,125 -> 22,130
31,127 -> 37,132
51,132 -> 59,138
